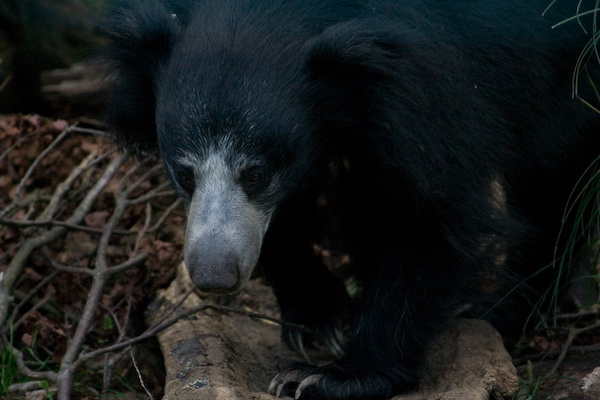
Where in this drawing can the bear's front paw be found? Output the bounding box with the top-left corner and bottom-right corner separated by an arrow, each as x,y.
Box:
268,363 -> 403,400
268,364 -> 315,399
282,322 -> 345,361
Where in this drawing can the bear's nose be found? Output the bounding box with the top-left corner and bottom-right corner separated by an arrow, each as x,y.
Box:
185,250 -> 241,292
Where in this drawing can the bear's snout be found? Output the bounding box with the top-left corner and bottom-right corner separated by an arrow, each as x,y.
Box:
185,249 -> 241,292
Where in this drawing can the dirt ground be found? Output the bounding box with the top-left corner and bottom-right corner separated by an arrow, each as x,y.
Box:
1,115 -> 599,400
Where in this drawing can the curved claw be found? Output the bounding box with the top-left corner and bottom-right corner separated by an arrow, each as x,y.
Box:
325,332 -> 344,358
313,326 -> 345,358
283,323 -> 347,361
271,365 -> 401,400
295,374 -> 324,399
287,329 -> 312,363
269,369 -> 310,398
334,327 -> 345,344
268,371 -> 285,397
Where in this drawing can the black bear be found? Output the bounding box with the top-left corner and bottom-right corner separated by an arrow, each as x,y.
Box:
102,0 -> 600,399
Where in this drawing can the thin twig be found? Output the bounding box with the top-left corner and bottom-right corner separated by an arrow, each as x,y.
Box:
0,130 -> 36,163
0,153 -> 128,338
128,183 -> 174,206
12,295 -> 53,332
541,327 -> 576,378
44,252 -> 93,276
553,309 -> 600,321
70,126 -> 111,136
148,198 -> 183,233
57,152 -> 149,400
0,218 -> 134,235
78,300 -> 307,363
10,270 -> 59,327
99,346 -> 130,399
134,203 -> 153,254
121,164 -> 164,197
115,161 -> 142,194
130,346 -> 155,400
2,336 -> 59,382
106,254 -> 148,275
10,126 -> 72,207
98,291 -> 132,341
119,292 -> 134,342
39,151 -> 98,221
8,381 -> 44,393
544,319 -> 600,376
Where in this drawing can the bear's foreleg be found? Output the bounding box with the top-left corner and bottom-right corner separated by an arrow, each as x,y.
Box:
260,197 -> 351,360
270,234 -> 468,400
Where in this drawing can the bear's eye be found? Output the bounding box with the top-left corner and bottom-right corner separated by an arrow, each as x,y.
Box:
241,167 -> 269,195
246,172 -> 262,184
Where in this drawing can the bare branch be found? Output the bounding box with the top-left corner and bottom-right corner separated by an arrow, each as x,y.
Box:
540,319 -> 600,377
78,300 -> 306,363
0,152 -> 128,332
101,347 -> 130,396
130,346 -> 155,400
129,186 -> 175,205
70,126 -> 111,136
106,253 -> 149,276
9,270 -> 59,328
56,152 -> 152,400
2,336 -> 59,382
39,151 -> 98,220
148,198 -> 183,233
0,218 -> 133,235
134,202 -> 153,254
0,131 -> 36,163
8,381 -> 45,393
0,121 -> 181,397
121,164 -> 165,197
12,295 -> 52,332
43,250 -> 94,276
9,126 -> 72,208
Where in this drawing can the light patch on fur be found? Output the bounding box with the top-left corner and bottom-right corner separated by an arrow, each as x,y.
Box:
176,133 -> 261,175
179,141 -> 273,290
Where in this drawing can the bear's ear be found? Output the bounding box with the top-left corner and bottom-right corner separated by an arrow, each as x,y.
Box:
303,19 -> 426,128
306,20 -> 404,83
101,1 -> 180,154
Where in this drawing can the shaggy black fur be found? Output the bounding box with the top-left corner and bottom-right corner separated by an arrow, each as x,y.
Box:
102,1 -> 600,399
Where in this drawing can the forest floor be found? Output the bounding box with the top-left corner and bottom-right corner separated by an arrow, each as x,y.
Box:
1,114 -> 599,399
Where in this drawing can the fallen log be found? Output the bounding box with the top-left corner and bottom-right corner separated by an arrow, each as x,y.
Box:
147,263 -> 518,400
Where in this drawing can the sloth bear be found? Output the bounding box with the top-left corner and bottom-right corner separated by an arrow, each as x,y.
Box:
103,0 -> 599,399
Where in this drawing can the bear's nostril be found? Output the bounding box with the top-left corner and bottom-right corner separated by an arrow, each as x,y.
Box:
185,252 -> 240,292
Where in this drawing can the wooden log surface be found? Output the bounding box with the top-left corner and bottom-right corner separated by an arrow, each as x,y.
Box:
147,263 -> 519,400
